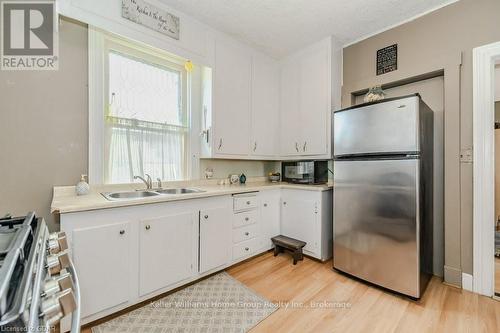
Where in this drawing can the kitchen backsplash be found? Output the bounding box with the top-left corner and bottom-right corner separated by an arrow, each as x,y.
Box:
199,159 -> 280,179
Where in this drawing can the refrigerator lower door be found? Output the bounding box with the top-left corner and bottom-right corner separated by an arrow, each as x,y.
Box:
333,158 -> 420,297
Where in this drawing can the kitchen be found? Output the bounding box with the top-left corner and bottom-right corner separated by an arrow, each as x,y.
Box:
1,0 -> 499,332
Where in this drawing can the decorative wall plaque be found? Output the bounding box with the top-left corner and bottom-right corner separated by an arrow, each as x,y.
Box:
376,44 -> 397,75
122,0 -> 180,40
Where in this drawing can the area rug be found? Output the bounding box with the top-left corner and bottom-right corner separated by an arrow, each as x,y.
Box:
91,272 -> 278,333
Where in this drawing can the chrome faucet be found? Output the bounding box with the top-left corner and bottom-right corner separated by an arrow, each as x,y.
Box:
134,174 -> 152,189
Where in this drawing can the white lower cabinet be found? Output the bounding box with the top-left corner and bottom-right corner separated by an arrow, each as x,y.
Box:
60,188 -> 331,330
281,191 -> 319,254
199,207 -> 233,273
260,189 -> 281,249
231,193 -> 262,260
280,189 -> 333,260
139,213 -> 197,296
72,221 -> 131,318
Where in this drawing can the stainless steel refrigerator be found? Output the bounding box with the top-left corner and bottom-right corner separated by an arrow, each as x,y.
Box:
332,94 -> 433,298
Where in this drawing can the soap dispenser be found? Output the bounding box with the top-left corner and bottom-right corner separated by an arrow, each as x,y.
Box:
75,174 -> 90,196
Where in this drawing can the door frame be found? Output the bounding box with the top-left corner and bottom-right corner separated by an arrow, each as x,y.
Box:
472,41 -> 500,296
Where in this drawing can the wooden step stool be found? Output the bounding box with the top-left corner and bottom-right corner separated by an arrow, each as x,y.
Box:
271,235 -> 306,265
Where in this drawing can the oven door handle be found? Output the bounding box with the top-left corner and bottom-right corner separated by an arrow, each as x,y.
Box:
67,256 -> 81,333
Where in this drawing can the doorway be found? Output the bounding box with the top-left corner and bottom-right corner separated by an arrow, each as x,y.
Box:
472,41 -> 500,297
494,64 -> 500,297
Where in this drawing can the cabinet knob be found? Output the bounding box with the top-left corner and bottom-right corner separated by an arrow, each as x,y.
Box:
204,215 -> 209,219
246,201 -> 251,205
119,230 -> 125,235
283,201 -> 287,205
245,217 -> 249,221
245,247 -> 249,251
245,232 -> 249,236
145,225 -> 151,230
263,203 -> 268,207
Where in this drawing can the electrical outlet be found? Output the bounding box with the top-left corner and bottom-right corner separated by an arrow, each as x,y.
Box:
460,149 -> 473,163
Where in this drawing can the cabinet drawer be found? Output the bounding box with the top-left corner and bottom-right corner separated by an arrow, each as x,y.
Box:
233,210 -> 259,228
233,224 -> 259,243
233,195 -> 259,211
233,238 -> 260,260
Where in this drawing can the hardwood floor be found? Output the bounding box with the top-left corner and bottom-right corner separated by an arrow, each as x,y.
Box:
82,251 -> 500,332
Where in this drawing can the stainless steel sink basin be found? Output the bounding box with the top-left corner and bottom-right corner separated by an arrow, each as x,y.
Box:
102,188 -> 205,201
102,191 -> 160,201
156,188 -> 206,195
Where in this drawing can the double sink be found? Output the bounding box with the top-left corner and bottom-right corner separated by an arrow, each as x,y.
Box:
102,188 -> 206,201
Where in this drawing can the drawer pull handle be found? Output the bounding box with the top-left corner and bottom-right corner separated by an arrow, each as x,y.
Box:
119,230 -> 125,235
245,232 -> 249,236
245,217 -> 249,221
245,247 -> 249,251
145,225 -> 151,230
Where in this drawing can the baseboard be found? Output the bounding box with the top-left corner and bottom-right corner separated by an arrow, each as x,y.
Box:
443,265 -> 462,287
461,273 -> 473,292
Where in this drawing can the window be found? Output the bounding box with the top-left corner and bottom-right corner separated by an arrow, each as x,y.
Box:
102,38 -> 189,184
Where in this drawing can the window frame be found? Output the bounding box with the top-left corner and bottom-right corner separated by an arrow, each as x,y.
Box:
89,27 -> 196,184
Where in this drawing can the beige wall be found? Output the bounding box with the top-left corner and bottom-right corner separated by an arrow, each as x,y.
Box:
342,0 -> 500,284
0,18 -> 88,231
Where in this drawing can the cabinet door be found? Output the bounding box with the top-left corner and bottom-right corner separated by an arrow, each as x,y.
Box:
260,190 -> 281,249
199,206 -> 232,273
281,192 -> 319,254
280,60 -> 301,156
299,46 -> 329,155
251,54 -> 279,156
72,222 -> 131,317
139,213 -> 196,296
214,39 -> 251,155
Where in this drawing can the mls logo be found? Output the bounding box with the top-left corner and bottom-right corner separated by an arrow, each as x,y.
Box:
1,0 -> 58,70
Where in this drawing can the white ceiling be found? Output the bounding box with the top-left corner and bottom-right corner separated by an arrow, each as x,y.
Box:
159,0 -> 458,59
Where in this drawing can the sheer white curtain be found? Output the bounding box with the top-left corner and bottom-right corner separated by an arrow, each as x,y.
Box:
104,50 -> 188,184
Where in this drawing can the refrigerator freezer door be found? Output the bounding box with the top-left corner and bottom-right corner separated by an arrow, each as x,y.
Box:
334,96 -> 419,156
333,158 -> 420,297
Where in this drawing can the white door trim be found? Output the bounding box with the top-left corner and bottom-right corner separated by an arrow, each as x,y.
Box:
472,41 -> 500,296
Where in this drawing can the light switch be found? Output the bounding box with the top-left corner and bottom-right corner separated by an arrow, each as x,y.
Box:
460,149 -> 473,163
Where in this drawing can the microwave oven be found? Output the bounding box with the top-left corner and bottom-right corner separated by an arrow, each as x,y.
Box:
281,160 -> 328,184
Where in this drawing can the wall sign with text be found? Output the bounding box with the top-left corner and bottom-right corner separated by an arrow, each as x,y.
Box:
122,0 -> 180,40
376,44 -> 397,75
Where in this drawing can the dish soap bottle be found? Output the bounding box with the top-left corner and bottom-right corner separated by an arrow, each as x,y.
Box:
76,174 -> 90,196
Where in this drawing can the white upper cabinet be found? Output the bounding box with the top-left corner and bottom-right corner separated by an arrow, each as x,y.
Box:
299,45 -> 330,155
206,37 -> 281,159
280,38 -> 333,158
213,38 -> 252,156
280,60 -> 301,156
251,54 -> 280,157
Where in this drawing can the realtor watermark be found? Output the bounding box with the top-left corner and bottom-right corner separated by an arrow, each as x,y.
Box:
150,300 -> 352,310
1,0 -> 58,70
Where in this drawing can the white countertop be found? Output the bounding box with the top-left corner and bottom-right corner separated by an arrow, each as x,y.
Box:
51,178 -> 333,214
